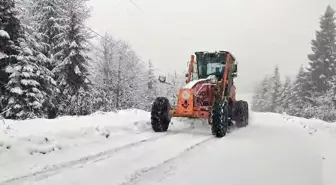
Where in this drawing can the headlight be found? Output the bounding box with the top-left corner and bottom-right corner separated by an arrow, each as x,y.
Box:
208,75 -> 217,83
182,91 -> 190,100
210,77 -> 217,83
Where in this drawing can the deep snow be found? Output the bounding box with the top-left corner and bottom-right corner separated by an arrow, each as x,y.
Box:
0,107 -> 335,185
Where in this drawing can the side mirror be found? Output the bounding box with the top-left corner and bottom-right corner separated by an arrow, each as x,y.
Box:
233,64 -> 238,73
158,76 -> 167,83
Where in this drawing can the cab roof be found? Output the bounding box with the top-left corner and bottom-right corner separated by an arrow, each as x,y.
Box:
195,51 -> 236,61
194,51 -> 236,61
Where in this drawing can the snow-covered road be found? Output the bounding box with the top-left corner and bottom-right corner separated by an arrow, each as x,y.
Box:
129,121 -> 322,185
1,110 -> 335,185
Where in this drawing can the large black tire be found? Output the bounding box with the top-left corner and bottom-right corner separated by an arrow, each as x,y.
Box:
151,97 -> 171,132
211,100 -> 229,138
233,100 -> 249,128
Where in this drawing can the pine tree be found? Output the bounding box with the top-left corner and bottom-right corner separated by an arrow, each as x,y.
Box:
307,5 -> 336,94
17,0 -> 59,118
316,75 -> 336,121
5,40 -> 46,119
54,0 -> 92,115
63,86 -> 95,115
289,66 -> 311,117
269,66 -> 282,112
251,82 -> 263,112
312,88 -> 336,122
0,0 -> 22,113
260,76 -> 273,112
25,0 -> 69,117
0,0 -> 51,119
251,76 -> 272,112
276,76 -> 292,113
30,0 -> 67,71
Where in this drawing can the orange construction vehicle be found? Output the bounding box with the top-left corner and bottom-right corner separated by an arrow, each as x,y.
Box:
151,51 -> 249,138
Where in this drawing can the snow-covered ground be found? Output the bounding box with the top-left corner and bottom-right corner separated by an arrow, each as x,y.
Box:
0,105 -> 335,185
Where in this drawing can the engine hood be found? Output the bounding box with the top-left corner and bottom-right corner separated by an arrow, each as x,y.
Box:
183,75 -> 216,89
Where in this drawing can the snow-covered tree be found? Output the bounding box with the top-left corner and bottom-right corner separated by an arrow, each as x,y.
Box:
91,33 -> 149,111
53,0 -> 92,115
0,0 -> 22,113
115,42 -> 148,110
56,0 -> 91,93
0,0 -> 22,42
251,76 -> 272,112
5,41 -> 46,119
276,76 -> 293,113
289,66 -> 311,117
91,32 -> 116,112
307,5 -> 336,94
17,0 -> 59,118
29,0 -> 67,71
269,66 -> 282,112
61,86 -> 97,115
0,0 -> 51,119
251,82 -> 263,112
310,75 -> 336,121
0,0 -> 25,116
310,88 -> 336,122
165,71 -> 185,106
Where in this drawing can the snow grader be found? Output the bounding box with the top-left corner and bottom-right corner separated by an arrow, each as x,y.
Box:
151,51 -> 249,138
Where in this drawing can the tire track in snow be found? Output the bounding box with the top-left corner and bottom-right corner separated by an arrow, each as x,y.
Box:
0,131 -> 178,185
118,126 -> 244,185
118,136 -> 215,185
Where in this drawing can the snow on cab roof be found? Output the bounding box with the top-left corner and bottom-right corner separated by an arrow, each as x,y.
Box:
194,51 -> 236,61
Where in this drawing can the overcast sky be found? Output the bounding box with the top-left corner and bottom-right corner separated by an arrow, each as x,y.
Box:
86,0 -> 336,93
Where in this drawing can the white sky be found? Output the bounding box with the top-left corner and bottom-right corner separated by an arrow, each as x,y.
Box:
86,0 -> 336,93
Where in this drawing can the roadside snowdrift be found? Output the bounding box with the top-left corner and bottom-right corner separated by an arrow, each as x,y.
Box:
1,109 -> 151,159
0,109 -> 154,181
254,112 -> 336,185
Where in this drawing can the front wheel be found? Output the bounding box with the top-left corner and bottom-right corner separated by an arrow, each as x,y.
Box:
151,97 -> 171,132
211,100 -> 229,138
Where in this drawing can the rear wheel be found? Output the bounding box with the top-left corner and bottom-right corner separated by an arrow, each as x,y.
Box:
151,97 -> 171,132
243,101 -> 249,123
233,100 -> 249,128
211,100 -> 229,138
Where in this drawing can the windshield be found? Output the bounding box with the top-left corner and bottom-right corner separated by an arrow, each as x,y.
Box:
207,63 -> 224,76
196,52 -> 226,79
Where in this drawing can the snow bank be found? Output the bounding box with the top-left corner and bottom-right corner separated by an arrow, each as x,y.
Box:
252,112 -> 336,136
0,109 -> 152,164
0,109 -> 159,182
279,113 -> 336,185
253,112 -> 336,185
